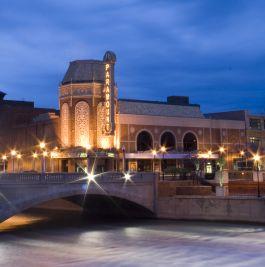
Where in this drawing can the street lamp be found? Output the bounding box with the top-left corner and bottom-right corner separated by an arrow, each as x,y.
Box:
253,154 -> 261,198
42,151 -> 48,173
10,150 -> 17,172
32,152 -> 38,171
17,153 -> 22,172
84,144 -> 92,173
39,142 -> 46,172
39,141 -> 46,149
2,155 -> 7,173
50,151 -> 58,173
160,146 -> 166,180
219,146 -> 225,154
152,149 -> 157,172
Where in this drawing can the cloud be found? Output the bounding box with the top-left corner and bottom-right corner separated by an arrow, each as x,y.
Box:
0,0 -> 264,114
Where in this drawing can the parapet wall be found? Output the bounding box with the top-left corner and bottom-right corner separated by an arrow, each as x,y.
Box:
157,196 -> 265,223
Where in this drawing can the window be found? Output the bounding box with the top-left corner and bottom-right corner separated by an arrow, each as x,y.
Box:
183,132 -> 197,152
160,131 -> 176,150
137,131 -> 153,151
61,103 -> 69,147
75,101 -> 90,147
250,137 -> 260,145
249,118 -> 262,130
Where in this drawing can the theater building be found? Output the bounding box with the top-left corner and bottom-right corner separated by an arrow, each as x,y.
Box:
1,51 -> 261,174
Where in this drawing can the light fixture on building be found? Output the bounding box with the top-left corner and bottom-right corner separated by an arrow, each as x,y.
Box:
253,154 -> 261,162
152,149 -> 157,156
84,144 -> 92,150
50,151 -> 58,158
2,155 -> 7,160
32,152 -> 38,158
17,153 -> 22,159
240,150 -> 245,156
101,138 -> 110,149
10,150 -> 17,156
207,150 -> 212,158
43,151 -> 48,157
39,141 -> 46,149
160,146 -> 166,153
219,146 -> 225,153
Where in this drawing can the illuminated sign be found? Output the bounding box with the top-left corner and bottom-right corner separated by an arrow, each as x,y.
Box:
104,63 -> 114,135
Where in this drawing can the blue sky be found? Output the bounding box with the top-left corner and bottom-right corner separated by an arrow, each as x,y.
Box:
0,0 -> 264,114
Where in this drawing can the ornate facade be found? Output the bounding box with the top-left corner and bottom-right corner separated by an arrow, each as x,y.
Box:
0,51 -> 264,174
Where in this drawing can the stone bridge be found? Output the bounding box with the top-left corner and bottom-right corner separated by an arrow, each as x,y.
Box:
0,172 -> 158,222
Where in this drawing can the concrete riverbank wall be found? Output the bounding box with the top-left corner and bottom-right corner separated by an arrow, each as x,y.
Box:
157,196 -> 265,223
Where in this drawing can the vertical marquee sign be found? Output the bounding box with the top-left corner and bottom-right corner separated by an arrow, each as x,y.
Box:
103,51 -> 116,135
104,62 -> 115,135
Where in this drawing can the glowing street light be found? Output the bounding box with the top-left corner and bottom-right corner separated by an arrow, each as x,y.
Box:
253,154 -> 261,198
84,144 -> 92,150
39,141 -> 46,149
253,154 -> 261,162
219,146 -> 225,153
124,172 -> 131,182
160,146 -> 166,153
11,150 -> 17,156
240,150 -> 245,157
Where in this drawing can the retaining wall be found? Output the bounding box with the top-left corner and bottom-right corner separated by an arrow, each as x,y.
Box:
157,196 -> 265,223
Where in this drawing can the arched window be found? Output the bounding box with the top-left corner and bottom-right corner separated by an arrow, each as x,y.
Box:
75,101 -> 90,147
137,131 -> 153,151
160,131 -> 176,150
97,102 -> 113,149
61,103 -> 69,147
183,132 -> 197,152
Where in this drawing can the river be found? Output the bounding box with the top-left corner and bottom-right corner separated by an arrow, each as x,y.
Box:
1,204 -> 265,267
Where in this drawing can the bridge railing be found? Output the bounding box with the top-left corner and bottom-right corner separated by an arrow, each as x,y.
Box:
0,172 -> 156,184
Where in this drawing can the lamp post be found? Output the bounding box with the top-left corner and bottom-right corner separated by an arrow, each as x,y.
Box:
2,155 -> 7,173
84,144 -> 92,173
152,149 -> 157,173
50,151 -> 58,173
122,145 -> 126,172
10,150 -> 17,172
254,154 -> 261,198
39,142 -> 46,173
17,153 -> 22,172
160,146 -> 166,180
32,152 -> 38,171
42,151 -> 48,173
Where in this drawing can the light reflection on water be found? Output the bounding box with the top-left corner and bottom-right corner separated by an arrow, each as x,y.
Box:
1,208 -> 265,267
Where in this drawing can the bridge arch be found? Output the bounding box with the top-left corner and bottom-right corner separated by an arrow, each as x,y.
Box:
0,173 -> 157,222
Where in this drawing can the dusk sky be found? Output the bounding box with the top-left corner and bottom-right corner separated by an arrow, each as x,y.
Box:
0,0 -> 264,114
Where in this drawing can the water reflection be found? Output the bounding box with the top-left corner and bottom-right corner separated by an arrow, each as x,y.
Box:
1,203 -> 265,267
